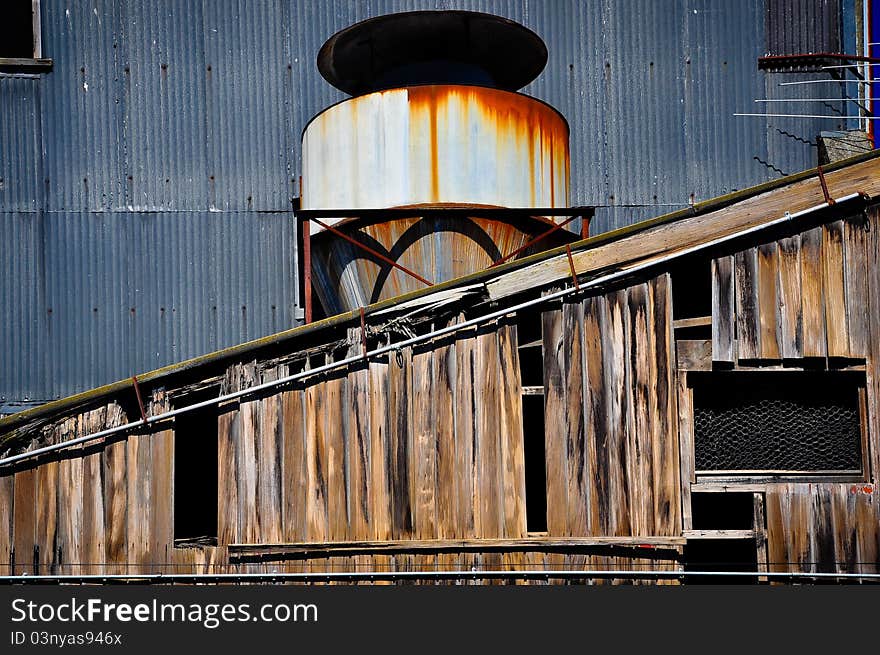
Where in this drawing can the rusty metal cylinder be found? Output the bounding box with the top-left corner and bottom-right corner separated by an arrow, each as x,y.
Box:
301,84 -> 570,230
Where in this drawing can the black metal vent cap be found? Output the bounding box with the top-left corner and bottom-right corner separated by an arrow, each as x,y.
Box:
317,10 -> 548,96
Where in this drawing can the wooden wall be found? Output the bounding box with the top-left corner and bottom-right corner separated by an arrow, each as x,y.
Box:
542,274 -> 681,539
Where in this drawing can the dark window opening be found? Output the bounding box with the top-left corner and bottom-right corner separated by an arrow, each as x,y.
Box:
693,372 -> 863,473
173,388 -> 219,543
1,1 -> 35,58
691,493 -> 755,530
516,308 -> 543,387
683,540 -> 759,584
522,394 -> 547,533
670,256 -> 712,321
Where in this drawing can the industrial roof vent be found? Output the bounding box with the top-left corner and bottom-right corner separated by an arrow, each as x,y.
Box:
300,10 -> 577,317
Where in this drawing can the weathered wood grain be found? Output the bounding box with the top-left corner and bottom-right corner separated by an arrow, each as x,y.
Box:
562,300 -> 587,538
498,320 -> 526,538
843,218 -> 869,358
217,365 -> 240,546
388,345 -> 412,539
583,294 -> 604,536
676,374 -> 694,532
474,323 -> 502,538
324,364 -> 347,543
149,395 -> 173,572
433,327 -> 457,540
126,424 -> 149,575
369,348 -> 392,541
800,227 -> 827,358
823,221 -> 849,358
411,345 -> 436,540
35,455 -> 58,574
305,360 -> 328,542
82,419 -> 107,575
281,384 -> 306,542
13,466 -> 36,574
103,434 -> 127,573
453,325 -> 475,539
868,209 -> 880,484
0,473 -> 12,574
237,364 -> 260,543
345,332 -> 371,542
626,283 -> 653,537
542,301 -> 568,536
734,248 -> 760,360
257,367 -> 283,544
756,242 -> 782,360
604,289 -> 632,537
776,235 -> 802,360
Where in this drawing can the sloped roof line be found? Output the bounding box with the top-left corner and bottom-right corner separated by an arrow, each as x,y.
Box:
1,149 -> 879,434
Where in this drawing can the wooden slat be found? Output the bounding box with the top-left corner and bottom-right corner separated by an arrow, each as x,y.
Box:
855,488 -> 879,574
676,374 -> 694,532
281,385 -> 306,542
542,301 -> 568,536
474,324 -> 502,538
604,289 -> 632,537
831,484 -> 857,573
563,300 -> 587,538
325,365 -> 347,542
626,283 -> 653,537
150,396 -> 173,572
0,473 -> 12,574
800,226 -> 827,358
217,367 -> 240,546
764,486 -> 787,573
734,248 -> 760,360
257,368 -> 283,543
305,362 -> 328,542
453,324 -> 475,538
753,492 -> 768,580
411,346 -> 436,540
104,435 -> 127,573
776,235 -> 803,359
12,467 -> 36,574
652,274 -> 681,536
388,346 -> 413,539
498,320 -> 526,538
822,221 -> 849,358
869,209 -> 880,483
126,427 -> 150,575
35,456 -> 58,574
238,364 -> 260,543
582,295 -> 604,535
843,219 -> 869,357
345,335 -> 371,541
369,350 -> 392,541
82,416 -> 107,576
433,328 -> 457,540
756,242 -> 781,360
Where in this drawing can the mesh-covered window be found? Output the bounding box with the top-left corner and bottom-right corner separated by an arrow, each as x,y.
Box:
693,372 -> 863,473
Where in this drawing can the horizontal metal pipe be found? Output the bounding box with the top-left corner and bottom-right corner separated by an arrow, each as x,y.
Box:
734,113 -> 875,119
0,193 -> 864,469
778,79 -> 879,85
0,569 -> 879,584
755,98 -> 867,102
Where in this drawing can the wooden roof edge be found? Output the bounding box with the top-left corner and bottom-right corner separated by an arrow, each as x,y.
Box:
2,148 -> 879,435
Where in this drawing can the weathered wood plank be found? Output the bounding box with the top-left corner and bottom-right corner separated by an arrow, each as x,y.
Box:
345,333 -> 371,542
411,346 -> 436,540
150,395 -> 173,572
388,346 -> 413,539
325,365 -> 348,542
800,227 -> 827,359
13,466 -> 36,574
126,426 -> 150,575
823,221 -> 849,358
676,374 -> 694,533
855,488 -> 879,574
831,484 -> 857,573
843,219 -> 869,357
868,208 -> 880,484
433,328 -> 457,540
0,473 -> 12,575
257,368 -> 283,544
238,364 -> 260,543
756,242 -> 782,360
676,339 -> 711,371
626,283 -> 653,537
542,301 -> 568,536
103,435 -> 127,573
734,248 -> 760,360
776,235 -> 803,360
475,324 -> 502,538
305,361 -> 328,542
764,486 -> 787,574
281,385 -> 306,542
82,416 -> 107,576
35,456 -> 58,574
652,274 -> 680,536
753,492 -> 768,580
604,289 -> 632,537
583,295 -> 604,536
498,320 -> 526,538
563,300 -> 587,538
369,350 -> 392,541
453,325 -> 475,539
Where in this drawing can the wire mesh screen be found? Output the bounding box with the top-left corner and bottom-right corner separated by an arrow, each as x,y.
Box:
693,373 -> 862,472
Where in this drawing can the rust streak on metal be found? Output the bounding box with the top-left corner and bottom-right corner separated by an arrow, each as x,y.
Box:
817,165 -> 836,205
312,217 -> 434,287
131,375 -> 148,422
565,244 -> 580,290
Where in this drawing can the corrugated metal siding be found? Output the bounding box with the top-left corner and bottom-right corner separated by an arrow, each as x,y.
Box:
766,0 -> 841,56
0,0 -> 861,408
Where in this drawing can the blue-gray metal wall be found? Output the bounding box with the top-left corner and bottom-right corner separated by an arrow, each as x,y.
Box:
0,0 -> 857,411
